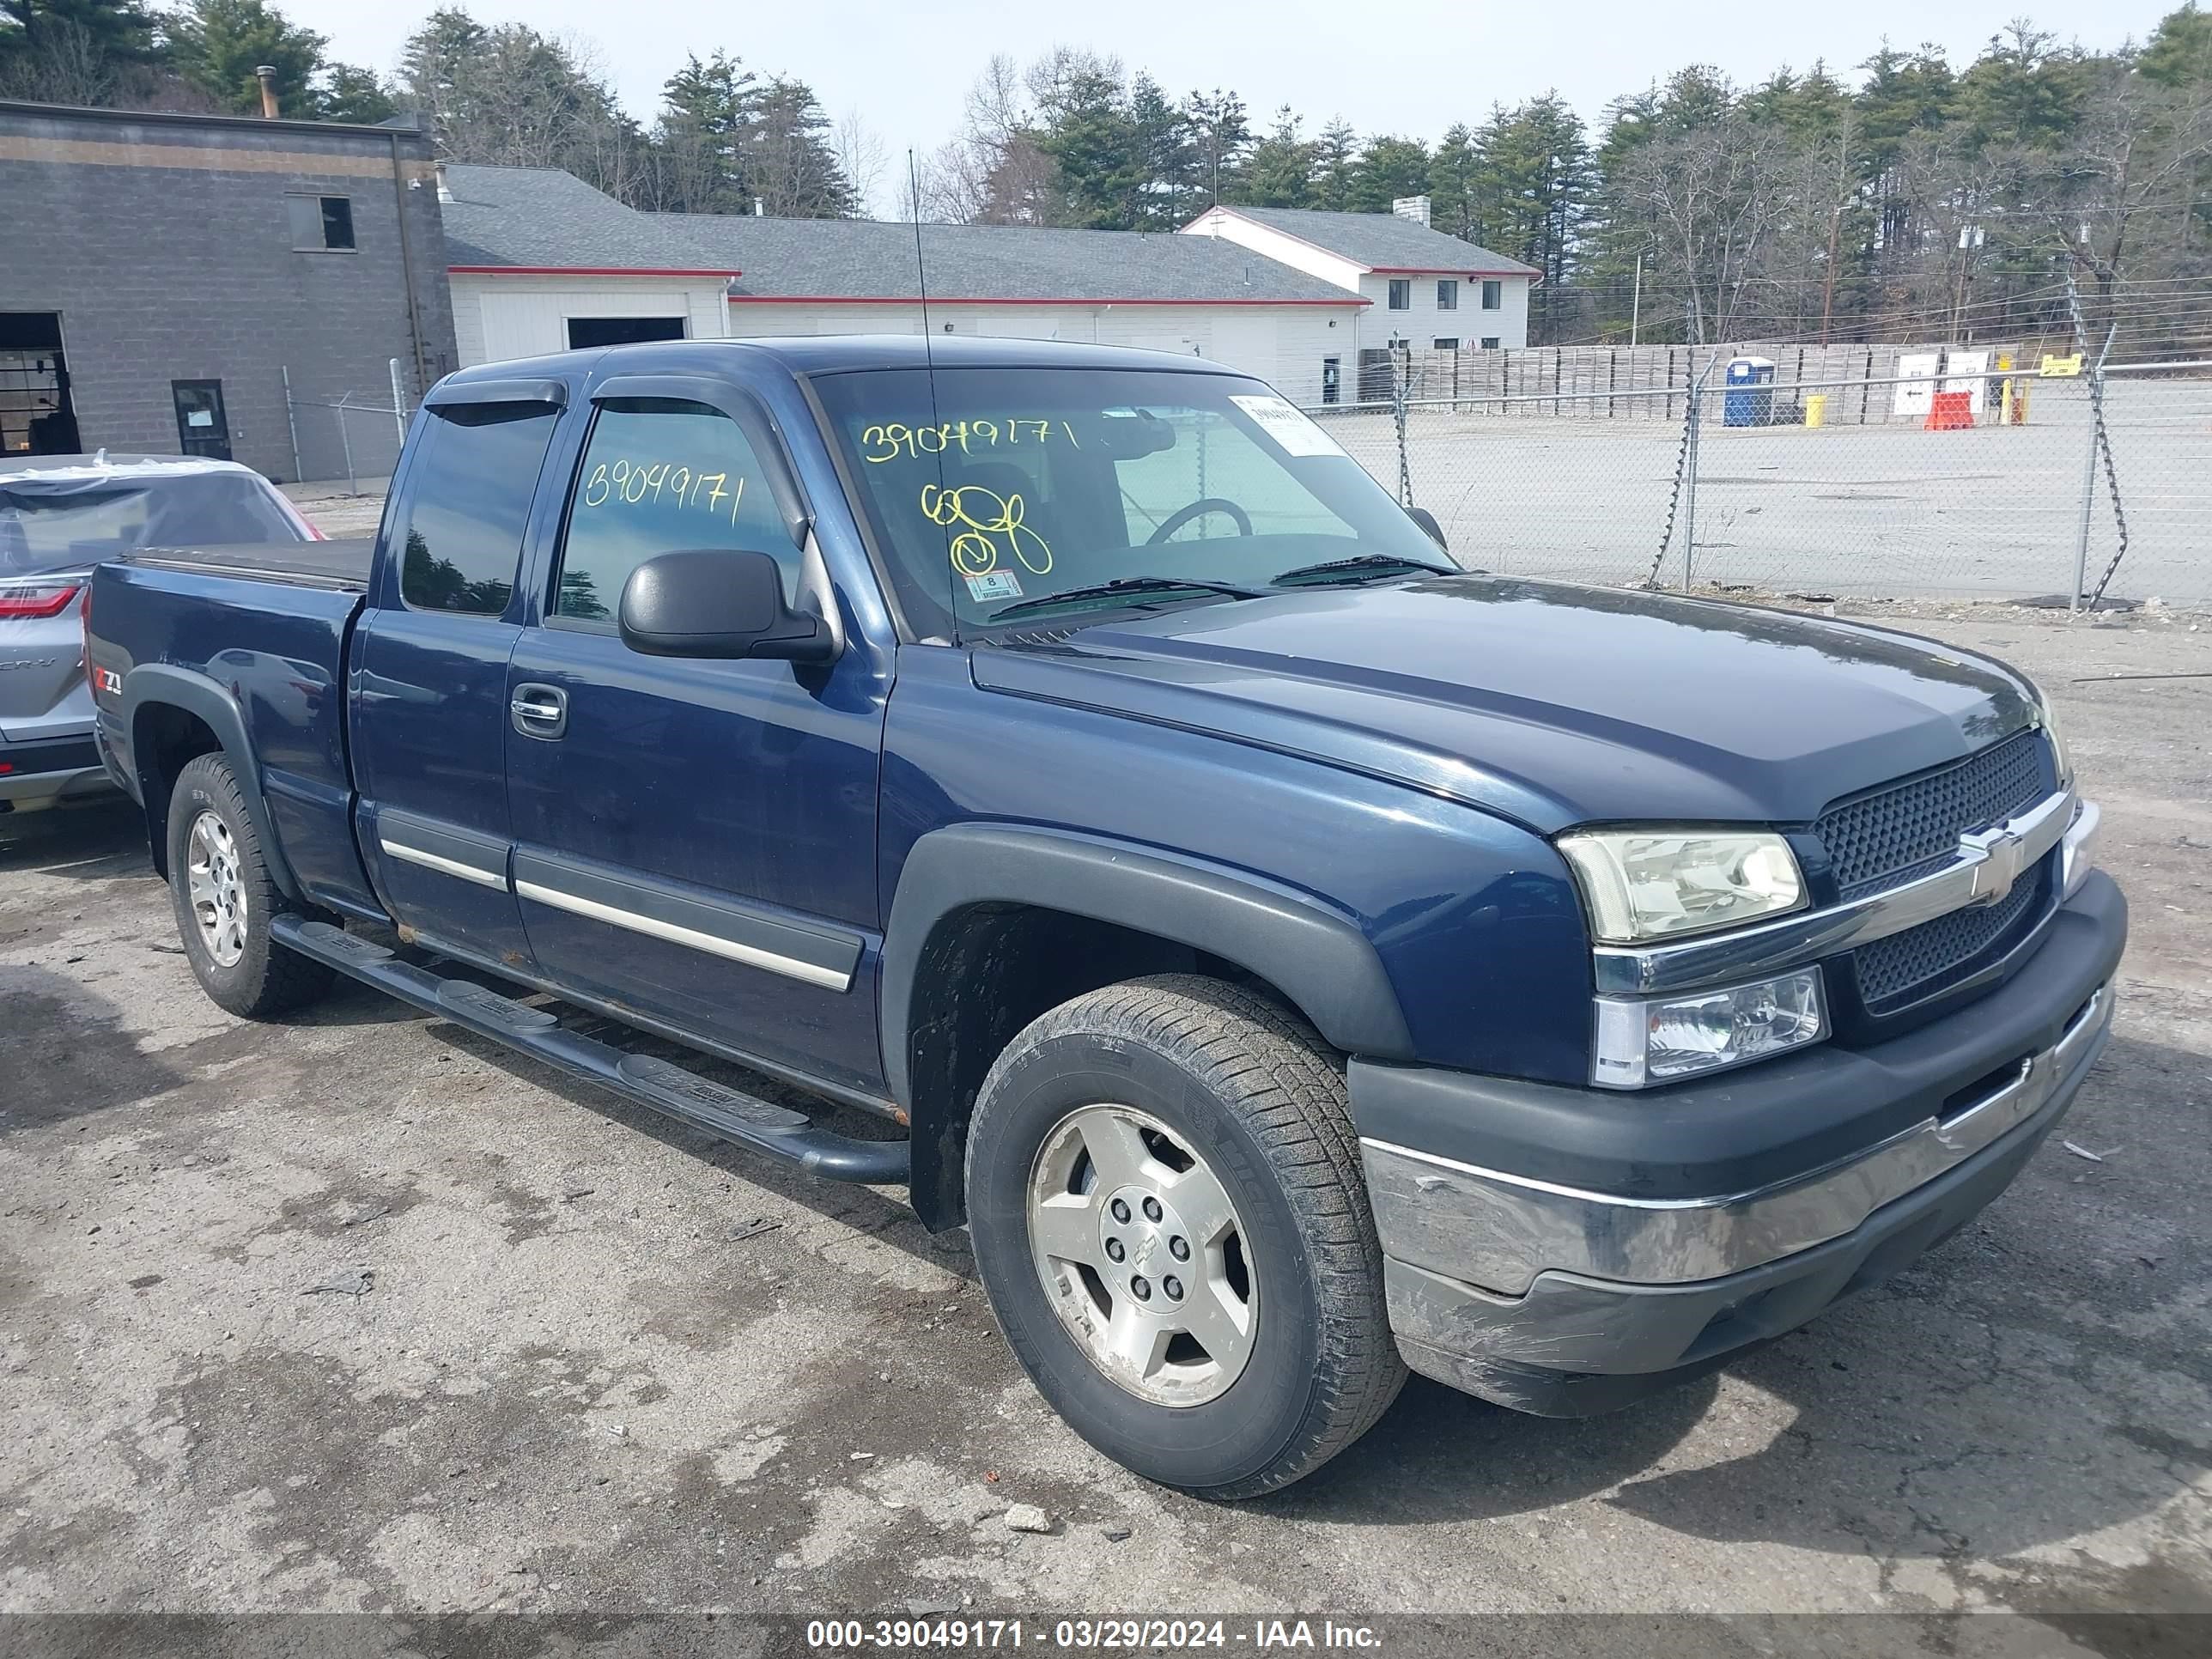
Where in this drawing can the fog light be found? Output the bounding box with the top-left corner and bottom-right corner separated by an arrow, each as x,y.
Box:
1593,969 -> 1826,1089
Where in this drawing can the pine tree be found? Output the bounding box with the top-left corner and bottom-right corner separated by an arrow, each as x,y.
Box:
166,0 -> 325,116
319,62 -> 394,125
1346,134 -> 1431,212
1311,118 -> 1358,210
1237,106 -> 1316,208
1182,87 -> 1250,204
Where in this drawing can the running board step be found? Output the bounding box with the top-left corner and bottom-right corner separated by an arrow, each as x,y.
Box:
274,915 -> 907,1185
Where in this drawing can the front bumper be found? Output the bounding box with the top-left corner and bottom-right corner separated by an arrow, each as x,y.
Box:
0,735 -> 112,811
1352,870 -> 2127,1416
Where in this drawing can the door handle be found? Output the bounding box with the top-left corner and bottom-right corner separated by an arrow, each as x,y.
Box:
511,684 -> 568,739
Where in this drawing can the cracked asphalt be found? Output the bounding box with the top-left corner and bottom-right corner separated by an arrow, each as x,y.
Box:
2,603 -> 2207,1638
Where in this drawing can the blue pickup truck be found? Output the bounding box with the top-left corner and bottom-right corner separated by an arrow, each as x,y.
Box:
86,337 -> 2124,1497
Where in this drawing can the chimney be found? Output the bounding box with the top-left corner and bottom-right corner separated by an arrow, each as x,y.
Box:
434,161 -> 453,204
255,64 -> 279,118
1391,194 -> 1431,227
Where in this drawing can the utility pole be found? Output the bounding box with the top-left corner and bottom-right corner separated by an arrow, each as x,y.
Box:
1630,252 -> 1643,347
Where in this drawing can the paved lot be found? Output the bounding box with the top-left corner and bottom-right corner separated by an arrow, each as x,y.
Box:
1319,380 -> 2212,603
2,605 -> 2208,1631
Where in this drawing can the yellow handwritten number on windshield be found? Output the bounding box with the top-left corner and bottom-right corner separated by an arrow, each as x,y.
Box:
921,483 -> 1053,578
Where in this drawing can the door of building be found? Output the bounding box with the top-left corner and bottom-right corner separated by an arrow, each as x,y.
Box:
0,313 -> 80,456
171,380 -> 232,460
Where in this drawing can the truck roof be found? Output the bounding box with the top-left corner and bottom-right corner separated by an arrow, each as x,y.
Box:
433,333 -> 1248,390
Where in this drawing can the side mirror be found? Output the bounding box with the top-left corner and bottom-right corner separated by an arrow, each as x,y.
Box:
1406,506 -> 1448,551
618,549 -> 838,664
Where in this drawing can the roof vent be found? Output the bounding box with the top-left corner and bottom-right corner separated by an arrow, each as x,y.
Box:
434,161 -> 453,204
1392,194 -> 1431,227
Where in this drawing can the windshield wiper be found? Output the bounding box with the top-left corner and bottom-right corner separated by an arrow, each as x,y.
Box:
988,576 -> 1268,622
1269,553 -> 1456,586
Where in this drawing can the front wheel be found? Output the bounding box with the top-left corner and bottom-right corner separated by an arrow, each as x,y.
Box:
964,976 -> 1405,1498
167,753 -> 334,1018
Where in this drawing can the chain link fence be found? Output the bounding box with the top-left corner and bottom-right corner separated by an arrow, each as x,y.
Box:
1306,349 -> 2212,606
280,359 -> 411,494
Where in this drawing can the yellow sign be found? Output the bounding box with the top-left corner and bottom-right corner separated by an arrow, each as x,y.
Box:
2038,353 -> 2083,378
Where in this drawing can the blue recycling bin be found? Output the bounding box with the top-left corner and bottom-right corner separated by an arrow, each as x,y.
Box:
1724,356 -> 1777,427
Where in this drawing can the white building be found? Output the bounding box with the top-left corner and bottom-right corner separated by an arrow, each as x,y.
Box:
1182,203 -> 1539,398
438,166 -> 1367,405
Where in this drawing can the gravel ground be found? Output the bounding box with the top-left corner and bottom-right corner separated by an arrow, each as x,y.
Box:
1,604 -> 2207,1638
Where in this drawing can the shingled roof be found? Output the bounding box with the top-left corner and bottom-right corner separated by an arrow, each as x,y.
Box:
439,164 -> 732,273
1203,205 -> 1539,276
676,216 -> 1358,304
437,163 -> 1362,304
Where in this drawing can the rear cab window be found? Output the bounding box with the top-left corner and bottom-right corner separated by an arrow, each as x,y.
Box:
396,401 -> 562,616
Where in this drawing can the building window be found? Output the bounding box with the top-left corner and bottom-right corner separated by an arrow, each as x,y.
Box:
287,194 -> 355,252
1480,337 -> 1501,350
1437,280 -> 1458,311
1387,279 -> 1410,311
1481,279 -> 1503,310
1433,337 -> 1459,351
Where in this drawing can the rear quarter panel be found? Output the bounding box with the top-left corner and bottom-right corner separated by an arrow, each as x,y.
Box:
91,561 -> 374,915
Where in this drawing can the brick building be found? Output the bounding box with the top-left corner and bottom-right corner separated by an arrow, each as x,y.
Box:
0,100 -> 456,483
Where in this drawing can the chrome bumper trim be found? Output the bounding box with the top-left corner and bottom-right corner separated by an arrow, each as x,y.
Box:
1592,786 -> 2079,997
1361,981 -> 2112,1295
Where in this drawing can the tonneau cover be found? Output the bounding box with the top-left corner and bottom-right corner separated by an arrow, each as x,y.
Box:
123,538 -> 374,588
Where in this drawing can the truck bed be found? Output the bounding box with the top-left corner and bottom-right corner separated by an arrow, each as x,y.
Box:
88,544 -> 375,919
122,537 -> 374,589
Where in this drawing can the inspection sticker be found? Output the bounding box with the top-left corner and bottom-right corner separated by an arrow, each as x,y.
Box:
1230,393 -> 1346,458
963,569 -> 1024,601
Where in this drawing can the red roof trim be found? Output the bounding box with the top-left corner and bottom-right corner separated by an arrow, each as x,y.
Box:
727,295 -> 1367,307
450,264 -> 740,277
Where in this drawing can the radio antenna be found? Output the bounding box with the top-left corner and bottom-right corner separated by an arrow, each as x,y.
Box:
909,149 -> 960,646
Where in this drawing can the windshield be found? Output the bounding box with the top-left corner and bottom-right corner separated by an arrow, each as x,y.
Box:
0,469 -> 306,579
811,367 -> 1450,636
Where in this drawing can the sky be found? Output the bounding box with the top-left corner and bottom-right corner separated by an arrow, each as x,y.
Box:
284,0 -> 2188,213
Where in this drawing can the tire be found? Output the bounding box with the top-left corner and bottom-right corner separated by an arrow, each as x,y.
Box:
166,753 -> 334,1018
964,975 -> 1406,1498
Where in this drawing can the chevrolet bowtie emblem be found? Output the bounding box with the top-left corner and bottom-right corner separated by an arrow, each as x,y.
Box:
1960,822 -> 2028,905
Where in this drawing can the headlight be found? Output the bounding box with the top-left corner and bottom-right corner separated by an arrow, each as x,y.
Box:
1557,829 -> 1806,945
1592,969 -> 1826,1089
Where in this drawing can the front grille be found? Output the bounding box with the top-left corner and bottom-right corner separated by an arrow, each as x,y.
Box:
1850,861 -> 2051,1012
1815,729 -> 2054,901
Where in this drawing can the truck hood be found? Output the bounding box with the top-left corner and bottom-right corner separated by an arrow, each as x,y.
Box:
969,575 -> 2039,833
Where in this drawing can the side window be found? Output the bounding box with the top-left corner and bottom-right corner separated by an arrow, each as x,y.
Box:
397,401 -> 560,615
1481,280 -> 1503,310
1437,279 -> 1458,310
1387,279 -> 1411,311
553,398 -> 791,623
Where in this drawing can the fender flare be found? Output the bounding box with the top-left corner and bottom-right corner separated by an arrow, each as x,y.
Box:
880,823 -> 1414,1228
122,663 -> 301,898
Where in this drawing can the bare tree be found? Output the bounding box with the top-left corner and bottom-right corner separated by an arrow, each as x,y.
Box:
1623,115 -> 1796,342
834,106 -> 888,217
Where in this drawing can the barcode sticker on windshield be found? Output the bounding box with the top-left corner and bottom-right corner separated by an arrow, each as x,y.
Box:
1230,394 -> 1345,459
